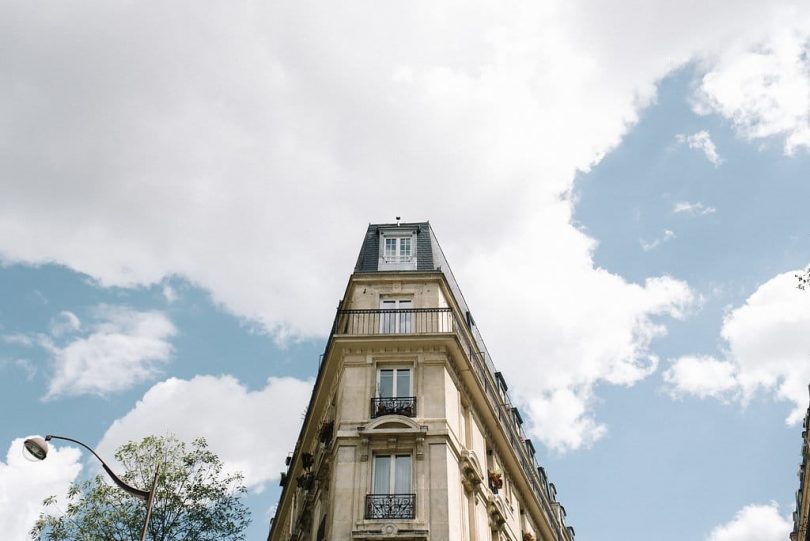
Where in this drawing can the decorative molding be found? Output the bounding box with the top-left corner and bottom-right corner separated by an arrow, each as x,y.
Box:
359,437 -> 369,462
460,449 -> 484,494
415,435 -> 425,460
487,494 -> 508,531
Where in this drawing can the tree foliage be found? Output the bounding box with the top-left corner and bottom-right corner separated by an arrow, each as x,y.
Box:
798,267 -> 810,290
31,435 -> 250,541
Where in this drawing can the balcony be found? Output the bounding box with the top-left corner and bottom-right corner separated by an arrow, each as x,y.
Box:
371,396 -> 417,418
365,494 -> 415,519
335,308 -> 454,335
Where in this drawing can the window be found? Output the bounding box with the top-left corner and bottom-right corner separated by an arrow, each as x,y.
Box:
373,367 -> 415,417
380,299 -> 412,334
378,368 -> 410,398
383,237 -> 412,263
378,230 -> 417,271
366,454 -> 415,519
373,454 -> 412,494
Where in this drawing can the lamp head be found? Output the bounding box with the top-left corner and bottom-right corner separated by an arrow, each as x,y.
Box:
23,436 -> 49,461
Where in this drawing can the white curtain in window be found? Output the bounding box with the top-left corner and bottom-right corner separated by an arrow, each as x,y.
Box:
395,369 -> 410,398
374,455 -> 391,494
394,455 -> 411,493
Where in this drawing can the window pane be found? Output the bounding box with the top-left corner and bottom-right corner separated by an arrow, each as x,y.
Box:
400,238 -> 411,257
374,455 -> 391,494
379,369 -> 393,397
394,455 -> 411,493
380,300 -> 396,333
396,369 -> 410,397
385,238 -> 397,257
398,300 -> 412,333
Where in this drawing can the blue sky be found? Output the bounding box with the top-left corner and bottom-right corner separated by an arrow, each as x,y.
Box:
2,3 -> 810,541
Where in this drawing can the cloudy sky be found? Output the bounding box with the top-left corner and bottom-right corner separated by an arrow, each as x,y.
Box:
2,1 -> 810,540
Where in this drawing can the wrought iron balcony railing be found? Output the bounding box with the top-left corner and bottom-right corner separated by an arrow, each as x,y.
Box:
370,396 -> 416,418
335,308 -> 454,335
365,494 -> 415,519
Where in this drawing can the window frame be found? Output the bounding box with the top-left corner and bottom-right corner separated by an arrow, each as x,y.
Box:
377,229 -> 417,270
371,452 -> 413,495
379,298 -> 413,334
382,236 -> 413,262
376,366 -> 412,398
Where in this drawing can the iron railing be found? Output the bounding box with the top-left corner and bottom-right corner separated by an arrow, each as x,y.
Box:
335,308 -> 453,335
370,397 -> 416,418
365,494 -> 415,519
383,255 -> 415,264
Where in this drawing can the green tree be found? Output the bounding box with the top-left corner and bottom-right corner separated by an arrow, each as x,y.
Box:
798,267 -> 810,290
31,435 -> 250,541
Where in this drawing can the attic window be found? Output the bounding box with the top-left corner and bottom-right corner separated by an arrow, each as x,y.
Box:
378,229 -> 417,270
384,237 -> 411,262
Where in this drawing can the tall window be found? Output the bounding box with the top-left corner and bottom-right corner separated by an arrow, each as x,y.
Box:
366,454 -> 415,519
373,367 -> 414,417
373,454 -> 412,494
378,368 -> 411,398
380,299 -> 412,334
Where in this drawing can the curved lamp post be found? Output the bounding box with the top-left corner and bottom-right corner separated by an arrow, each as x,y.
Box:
24,435 -> 159,541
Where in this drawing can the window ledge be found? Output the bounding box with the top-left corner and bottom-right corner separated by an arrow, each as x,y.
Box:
352,522 -> 429,539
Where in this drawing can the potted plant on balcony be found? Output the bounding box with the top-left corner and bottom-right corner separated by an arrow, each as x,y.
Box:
488,468 -> 503,493
523,532 -> 535,541
319,420 -> 334,446
296,472 -> 316,490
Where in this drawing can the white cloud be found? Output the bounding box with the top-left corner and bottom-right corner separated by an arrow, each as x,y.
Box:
665,270 -> 810,424
0,357 -> 37,379
676,131 -> 724,165
45,305 -> 176,399
0,0 -> 808,451
2,333 -> 34,347
525,388 -> 607,452
641,229 -> 676,252
0,438 -> 82,541
694,28 -> 810,154
97,375 -> 312,492
673,201 -> 717,215
664,355 -> 738,399
707,503 -> 791,541
463,210 -> 695,451
49,311 -> 81,337
162,284 -> 178,303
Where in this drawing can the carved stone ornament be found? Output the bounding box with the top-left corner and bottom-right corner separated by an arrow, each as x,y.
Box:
359,437 -> 369,462
487,496 -> 507,531
459,449 -> 484,494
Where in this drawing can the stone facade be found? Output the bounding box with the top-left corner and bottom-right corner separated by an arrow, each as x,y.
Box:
791,386 -> 810,541
268,223 -> 574,541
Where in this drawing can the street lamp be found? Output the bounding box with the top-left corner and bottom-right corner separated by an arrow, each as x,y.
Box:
23,435 -> 159,541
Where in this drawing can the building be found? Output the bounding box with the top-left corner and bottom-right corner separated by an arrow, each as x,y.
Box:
791,385 -> 810,541
268,221 -> 575,541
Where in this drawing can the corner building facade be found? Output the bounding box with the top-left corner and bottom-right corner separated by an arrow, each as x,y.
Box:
269,222 -> 575,541
791,385 -> 810,541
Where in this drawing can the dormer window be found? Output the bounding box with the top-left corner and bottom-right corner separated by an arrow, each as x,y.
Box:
384,236 -> 411,262
378,229 -> 417,270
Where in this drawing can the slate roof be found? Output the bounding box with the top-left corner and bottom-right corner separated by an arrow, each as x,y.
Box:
353,221 -> 435,272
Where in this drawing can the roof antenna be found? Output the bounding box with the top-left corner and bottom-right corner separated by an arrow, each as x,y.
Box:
396,216 -> 401,226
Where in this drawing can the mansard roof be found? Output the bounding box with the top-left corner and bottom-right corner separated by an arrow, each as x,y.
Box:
354,221 -> 435,272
